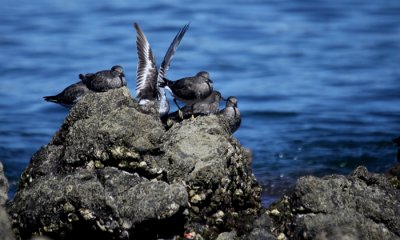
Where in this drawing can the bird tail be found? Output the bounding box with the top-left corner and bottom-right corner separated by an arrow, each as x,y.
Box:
43,96 -> 59,103
79,73 -> 93,84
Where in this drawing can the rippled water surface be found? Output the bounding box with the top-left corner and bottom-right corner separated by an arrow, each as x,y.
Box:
1,0 -> 400,205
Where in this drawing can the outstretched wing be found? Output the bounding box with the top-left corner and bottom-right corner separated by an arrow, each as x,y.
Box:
134,22 -> 158,100
157,23 -> 190,87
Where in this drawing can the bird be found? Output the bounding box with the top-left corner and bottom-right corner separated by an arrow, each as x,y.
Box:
218,96 -> 241,133
168,91 -> 224,120
134,22 -> 190,117
79,65 -> 127,92
43,81 -> 93,108
160,71 -> 213,110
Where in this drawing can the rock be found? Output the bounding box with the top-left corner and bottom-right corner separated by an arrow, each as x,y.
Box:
31,236 -> 53,240
0,207 -> 15,240
11,166 -> 187,239
0,162 -> 8,205
0,161 -> 15,240
244,211 -> 275,240
269,166 -> 400,240
387,163 -> 400,179
216,230 -> 237,240
160,116 -> 262,238
8,88 -> 263,239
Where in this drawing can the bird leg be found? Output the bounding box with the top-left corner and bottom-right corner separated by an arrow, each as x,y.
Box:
190,104 -> 195,120
173,98 -> 184,119
173,98 -> 182,109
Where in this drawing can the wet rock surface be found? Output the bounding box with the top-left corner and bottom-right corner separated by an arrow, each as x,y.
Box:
8,88 -> 263,239
269,166 -> 400,240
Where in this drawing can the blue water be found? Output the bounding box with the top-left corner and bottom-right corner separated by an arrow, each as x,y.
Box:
1,0 -> 399,206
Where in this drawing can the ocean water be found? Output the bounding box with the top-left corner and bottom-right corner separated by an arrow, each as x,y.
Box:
1,0 -> 399,206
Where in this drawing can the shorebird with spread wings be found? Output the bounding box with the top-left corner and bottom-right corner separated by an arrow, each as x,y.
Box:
134,22 -> 190,117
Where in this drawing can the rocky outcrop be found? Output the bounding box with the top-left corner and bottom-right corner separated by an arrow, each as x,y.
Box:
8,87 -> 262,239
269,166 -> 400,240
0,162 -> 15,240
10,86 -> 399,239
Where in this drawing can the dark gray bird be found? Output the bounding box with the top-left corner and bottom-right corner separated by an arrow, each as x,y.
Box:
160,71 -> 213,109
43,81 -> 93,108
79,65 -> 127,92
168,91 -> 224,120
218,96 -> 241,133
135,22 -> 190,117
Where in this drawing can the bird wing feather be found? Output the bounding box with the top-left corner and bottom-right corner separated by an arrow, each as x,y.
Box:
157,23 -> 190,88
134,23 -> 158,99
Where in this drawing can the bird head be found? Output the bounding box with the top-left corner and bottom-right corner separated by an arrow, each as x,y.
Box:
226,96 -> 238,107
111,65 -> 125,77
196,71 -> 212,83
214,91 -> 226,101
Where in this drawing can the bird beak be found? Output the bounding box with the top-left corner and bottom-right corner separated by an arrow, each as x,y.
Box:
221,96 -> 227,101
208,78 -> 213,83
121,73 -> 125,77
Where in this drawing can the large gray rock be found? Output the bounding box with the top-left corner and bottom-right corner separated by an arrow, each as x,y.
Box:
8,88 -> 263,239
0,162 -> 8,205
0,207 -> 15,240
161,116 -> 262,238
0,161 -> 15,240
269,166 -> 400,240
